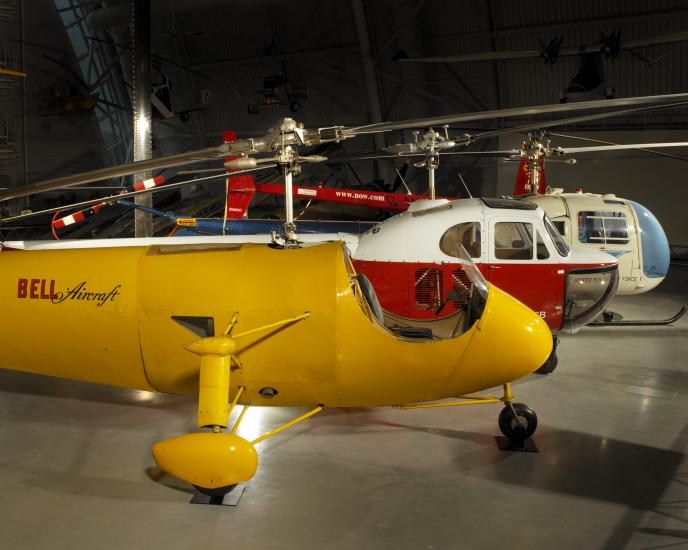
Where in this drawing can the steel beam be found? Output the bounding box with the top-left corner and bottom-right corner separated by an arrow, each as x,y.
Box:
130,0 -> 152,237
350,0 -> 387,181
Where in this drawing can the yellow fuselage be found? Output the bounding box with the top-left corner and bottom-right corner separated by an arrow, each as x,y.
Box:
0,242 -> 551,407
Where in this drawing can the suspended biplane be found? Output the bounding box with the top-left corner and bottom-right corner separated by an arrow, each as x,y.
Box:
1,93 -> 687,500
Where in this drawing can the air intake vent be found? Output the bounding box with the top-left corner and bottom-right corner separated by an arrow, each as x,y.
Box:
415,268 -> 443,310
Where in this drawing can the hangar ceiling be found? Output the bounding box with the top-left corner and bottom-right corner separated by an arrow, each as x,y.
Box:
1,0 -> 688,238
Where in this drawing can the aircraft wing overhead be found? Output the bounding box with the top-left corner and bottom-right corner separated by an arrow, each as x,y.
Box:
396,31 -> 688,64
395,48 -> 542,63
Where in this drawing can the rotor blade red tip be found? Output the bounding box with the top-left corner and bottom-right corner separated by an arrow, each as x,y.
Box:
133,175 -> 166,192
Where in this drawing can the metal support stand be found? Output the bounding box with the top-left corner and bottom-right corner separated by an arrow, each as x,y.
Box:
494,436 -> 539,453
190,484 -> 248,506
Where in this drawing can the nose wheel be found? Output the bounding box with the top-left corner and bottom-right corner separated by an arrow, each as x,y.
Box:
498,402 -> 538,448
535,336 -> 558,374
398,383 -> 539,451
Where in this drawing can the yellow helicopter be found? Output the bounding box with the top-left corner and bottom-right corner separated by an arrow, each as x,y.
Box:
0,239 -> 550,498
0,93 -> 686,500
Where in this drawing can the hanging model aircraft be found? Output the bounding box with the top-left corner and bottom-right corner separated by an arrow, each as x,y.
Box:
393,30 -> 688,66
1,93 -> 687,498
394,30 -> 688,101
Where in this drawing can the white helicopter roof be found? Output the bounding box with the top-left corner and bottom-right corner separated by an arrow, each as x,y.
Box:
355,197 -> 543,263
527,190 -> 631,216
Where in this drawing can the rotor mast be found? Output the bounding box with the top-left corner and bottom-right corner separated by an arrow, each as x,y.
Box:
411,126 -> 454,199
276,118 -> 305,245
524,133 -> 549,194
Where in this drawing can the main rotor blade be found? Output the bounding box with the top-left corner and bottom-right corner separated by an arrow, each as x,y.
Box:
469,101 -> 688,142
0,166 -> 272,224
332,102 -> 688,163
4,93 -> 688,203
334,141 -> 688,163
397,31 -> 688,64
177,168 -> 227,175
328,149 -> 517,163
344,93 -> 688,136
0,143 -> 237,202
549,131 -> 688,162
556,142 -> 688,154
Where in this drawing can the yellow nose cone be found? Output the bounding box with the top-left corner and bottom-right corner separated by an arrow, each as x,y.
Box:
450,284 -> 553,395
152,432 -> 258,489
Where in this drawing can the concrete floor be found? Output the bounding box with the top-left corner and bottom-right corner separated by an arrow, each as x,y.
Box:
0,267 -> 687,550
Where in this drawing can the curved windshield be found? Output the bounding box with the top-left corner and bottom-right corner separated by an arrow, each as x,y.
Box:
544,214 -> 570,257
457,245 -> 488,299
628,200 -> 670,278
450,245 -> 488,335
563,266 -> 618,329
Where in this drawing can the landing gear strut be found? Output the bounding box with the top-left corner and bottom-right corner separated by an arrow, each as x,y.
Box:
152,311 -> 319,504
398,383 -> 538,450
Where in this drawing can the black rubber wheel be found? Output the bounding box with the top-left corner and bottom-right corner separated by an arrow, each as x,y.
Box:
289,101 -> 300,112
535,351 -> 558,374
498,403 -> 537,445
193,483 -> 237,504
535,335 -> 559,375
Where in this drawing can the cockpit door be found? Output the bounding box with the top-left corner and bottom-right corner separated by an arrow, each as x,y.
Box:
485,218 -> 563,329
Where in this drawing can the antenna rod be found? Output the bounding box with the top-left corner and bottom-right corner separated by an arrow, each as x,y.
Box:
458,172 -> 472,198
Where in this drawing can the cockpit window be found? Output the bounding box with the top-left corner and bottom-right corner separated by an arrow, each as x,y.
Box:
578,211 -> 629,245
544,215 -> 570,257
440,222 -> 481,258
494,222 -> 533,260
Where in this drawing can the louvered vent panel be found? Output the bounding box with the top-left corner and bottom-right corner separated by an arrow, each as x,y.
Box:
451,268 -> 473,309
414,268 -> 443,310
